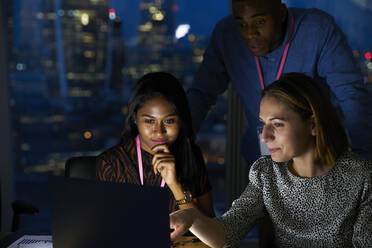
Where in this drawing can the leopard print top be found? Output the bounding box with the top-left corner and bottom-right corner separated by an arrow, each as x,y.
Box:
216,151 -> 372,248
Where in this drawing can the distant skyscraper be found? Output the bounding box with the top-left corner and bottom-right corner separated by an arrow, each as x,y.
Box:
6,0 -> 48,97
137,0 -> 175,52
55,0 -> 110,98
134,0 -> 182,79
10,0 -> 111,99
105,15 -> 125,96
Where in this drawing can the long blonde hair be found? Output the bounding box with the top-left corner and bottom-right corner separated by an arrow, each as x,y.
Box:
262,73 -> 349,166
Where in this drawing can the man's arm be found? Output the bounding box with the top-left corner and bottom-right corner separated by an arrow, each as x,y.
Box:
187,20 -> 230,133
317,13 -> 372,160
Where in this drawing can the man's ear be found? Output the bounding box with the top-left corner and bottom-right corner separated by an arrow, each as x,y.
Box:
280,3 -> 287,24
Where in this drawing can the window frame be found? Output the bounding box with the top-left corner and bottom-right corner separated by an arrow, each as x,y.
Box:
0,0 -> 15,232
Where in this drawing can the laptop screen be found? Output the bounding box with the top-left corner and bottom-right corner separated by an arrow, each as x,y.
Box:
49,176 -> 170,248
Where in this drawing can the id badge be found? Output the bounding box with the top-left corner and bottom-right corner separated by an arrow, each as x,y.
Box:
257,126 -> 270,156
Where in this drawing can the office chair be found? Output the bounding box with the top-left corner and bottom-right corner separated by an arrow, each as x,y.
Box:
0,181 -> 39,232
11,200 -> 39,232
64,156 -> 97,179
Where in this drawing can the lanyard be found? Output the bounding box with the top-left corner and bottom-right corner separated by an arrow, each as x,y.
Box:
136,135 -> 166,187
255,15 -> 294,90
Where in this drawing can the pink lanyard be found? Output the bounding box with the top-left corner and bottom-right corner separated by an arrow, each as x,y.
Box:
255,15 -> 294,90
136,135 -> 166,187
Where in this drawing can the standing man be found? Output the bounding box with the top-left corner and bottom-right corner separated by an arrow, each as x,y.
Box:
188,0 -> 372,165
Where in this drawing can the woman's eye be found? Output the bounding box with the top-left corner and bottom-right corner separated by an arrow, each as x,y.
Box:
164,119 -> 175,124
144,119 -> 155,124
273,123 -> 284,128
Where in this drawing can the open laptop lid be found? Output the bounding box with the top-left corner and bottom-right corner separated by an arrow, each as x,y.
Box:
49,176 -> 170,248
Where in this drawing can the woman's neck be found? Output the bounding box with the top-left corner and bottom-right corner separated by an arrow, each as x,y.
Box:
290,151 -> 334,178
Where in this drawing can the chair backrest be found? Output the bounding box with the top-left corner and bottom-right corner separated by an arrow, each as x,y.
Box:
65,156 -> 97,179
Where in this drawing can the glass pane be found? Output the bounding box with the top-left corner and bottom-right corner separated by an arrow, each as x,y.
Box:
6,0 -> 228,233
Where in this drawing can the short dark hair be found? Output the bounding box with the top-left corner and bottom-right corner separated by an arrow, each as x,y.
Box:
124,72 -> 206,195
261,73 -> 349,166
232,0 -> 282,9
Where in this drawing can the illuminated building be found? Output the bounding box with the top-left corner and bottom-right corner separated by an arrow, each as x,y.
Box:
54,0 -> 109,98
105,13 -> 125,96
5,0 -> 126,176
137,0 -> 175,52
133,0 -> 179,79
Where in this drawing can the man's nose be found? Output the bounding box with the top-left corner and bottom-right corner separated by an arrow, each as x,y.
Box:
247,25 -> 259,38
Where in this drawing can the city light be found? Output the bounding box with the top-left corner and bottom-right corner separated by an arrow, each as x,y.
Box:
57,10 -> 64,16
139,22 -> 153,32
188,34 -> 196,42
84,50 -> 95,58
149,6 -> 157,14
21,143 -> 31,151
36,12 -> 44,19
109,8 -> 116,20
16,63 -> 25,71
175,24 -> 190,39
121,106 -> 128,115
83,131 -> 93,139
365,51 -> 372,60
172,4 -> 179,12
367,61 -> 372,70
81,13 -> 89,25
152,11 -> 164,21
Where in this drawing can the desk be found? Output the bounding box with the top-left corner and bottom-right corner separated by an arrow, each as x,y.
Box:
0,233 -> 209,248
173,236 -> 210,247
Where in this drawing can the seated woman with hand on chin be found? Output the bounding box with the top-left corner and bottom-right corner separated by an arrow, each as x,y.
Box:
170,73 -> 372,248
96,72 -> 214,217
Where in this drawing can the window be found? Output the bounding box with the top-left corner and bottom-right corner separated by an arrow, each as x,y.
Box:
5,0 -> 229,233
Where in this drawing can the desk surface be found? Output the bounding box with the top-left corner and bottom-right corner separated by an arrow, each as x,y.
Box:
0,233 -> 210,248
173,236 -> 210,247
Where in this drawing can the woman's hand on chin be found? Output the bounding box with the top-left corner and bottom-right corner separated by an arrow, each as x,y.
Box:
151,144 -> 178,186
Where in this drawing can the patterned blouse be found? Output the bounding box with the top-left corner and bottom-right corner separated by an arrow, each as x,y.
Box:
216,151 -> 372,248
96,133 -> 212,213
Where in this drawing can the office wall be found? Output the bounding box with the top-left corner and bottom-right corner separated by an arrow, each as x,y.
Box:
0,0 -> 15,232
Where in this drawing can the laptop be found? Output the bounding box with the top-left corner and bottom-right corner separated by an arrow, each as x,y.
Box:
48,176 -> 170,248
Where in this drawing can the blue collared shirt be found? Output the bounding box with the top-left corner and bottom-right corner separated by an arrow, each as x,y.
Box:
188,8 -> 372,162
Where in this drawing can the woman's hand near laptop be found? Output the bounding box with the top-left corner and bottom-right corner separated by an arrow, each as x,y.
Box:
170,208 -> 226,248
